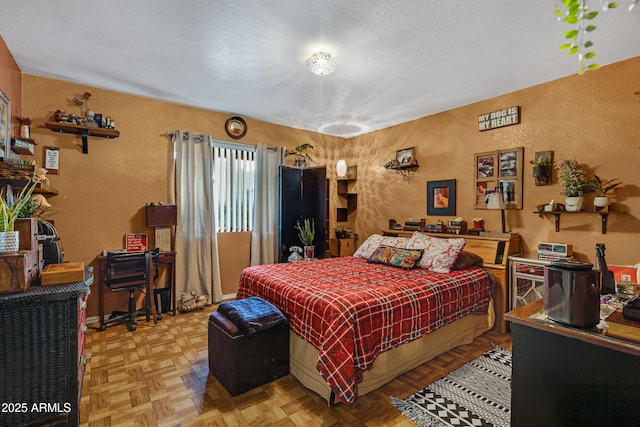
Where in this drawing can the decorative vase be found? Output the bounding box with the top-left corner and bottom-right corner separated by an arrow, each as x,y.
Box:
0,231 -> 19,254
565,196 -> 584,212
20,124 -> 30,139
594,196 -> 609,212
304,245 -> 315,260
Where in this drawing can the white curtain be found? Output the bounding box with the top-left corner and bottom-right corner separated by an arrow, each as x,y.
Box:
251,143 -> 285,265
173,131 -> 223,303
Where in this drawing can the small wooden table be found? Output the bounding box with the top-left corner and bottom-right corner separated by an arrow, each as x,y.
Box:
506,300 -> 640,426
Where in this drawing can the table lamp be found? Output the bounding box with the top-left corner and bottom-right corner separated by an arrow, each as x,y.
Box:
486,190 -> 506,233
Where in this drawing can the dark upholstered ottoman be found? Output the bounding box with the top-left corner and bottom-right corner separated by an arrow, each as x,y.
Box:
208,297 -> 289,396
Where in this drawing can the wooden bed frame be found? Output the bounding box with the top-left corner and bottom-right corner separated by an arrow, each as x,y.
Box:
382,230 -> 522,333
288,231 -> 522,404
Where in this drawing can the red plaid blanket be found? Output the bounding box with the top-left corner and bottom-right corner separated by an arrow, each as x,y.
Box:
237,257 -> 493,404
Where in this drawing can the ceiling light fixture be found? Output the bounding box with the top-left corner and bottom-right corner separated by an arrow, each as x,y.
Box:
305,52 -> 337,76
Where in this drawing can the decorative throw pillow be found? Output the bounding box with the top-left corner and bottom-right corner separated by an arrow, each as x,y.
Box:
451,251 -> 484,270
367,245 -> 423,270
353,234 -> 410,259
406,232 -> 466,273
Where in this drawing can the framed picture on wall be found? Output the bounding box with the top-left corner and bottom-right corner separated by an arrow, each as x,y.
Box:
0,90 -> 9,158
396,147 -> 416,166
474,147 -> 523,209
476,154 -> 496,179
427,179 -> 456,216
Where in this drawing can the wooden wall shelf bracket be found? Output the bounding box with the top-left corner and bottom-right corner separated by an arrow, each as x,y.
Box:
535,211 -> 611,234
45,122 -> 120,154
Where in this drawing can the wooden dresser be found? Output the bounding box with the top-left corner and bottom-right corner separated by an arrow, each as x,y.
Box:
0,272 -> 92,427
506,300 -> 640,426
382,230 -> 521,333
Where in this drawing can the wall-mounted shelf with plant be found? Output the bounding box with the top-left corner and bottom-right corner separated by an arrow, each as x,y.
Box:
383,147 -> 419,182
534,159 -> 624,234
285,143 -> 314,167
530,151 -> 553,186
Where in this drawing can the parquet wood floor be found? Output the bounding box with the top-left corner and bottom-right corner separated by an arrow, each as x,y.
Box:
82,305 -> 511,427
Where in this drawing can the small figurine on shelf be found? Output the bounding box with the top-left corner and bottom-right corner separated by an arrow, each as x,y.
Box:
54,109 -> 67,122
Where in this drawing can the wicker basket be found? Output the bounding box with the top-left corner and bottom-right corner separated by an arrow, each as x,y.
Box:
0,161 -> 35,180
0,277 -> 90,426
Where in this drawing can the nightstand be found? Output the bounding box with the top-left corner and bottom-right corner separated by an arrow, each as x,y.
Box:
509,254 -> 551,310
330,237 -> 356,257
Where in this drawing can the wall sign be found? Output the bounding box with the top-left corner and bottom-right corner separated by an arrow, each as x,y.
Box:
478,106 -> 520,131
44,146 -> 60,175
125,233 -> 148,252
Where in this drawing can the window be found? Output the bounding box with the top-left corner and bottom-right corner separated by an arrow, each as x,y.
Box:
212,142 -> 255,232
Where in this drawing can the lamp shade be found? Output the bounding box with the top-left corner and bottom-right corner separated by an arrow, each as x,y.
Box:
486,192 -> 505,210
336,159 -> 347,177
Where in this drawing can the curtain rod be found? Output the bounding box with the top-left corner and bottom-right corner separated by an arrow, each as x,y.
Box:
165,131 -> 279,151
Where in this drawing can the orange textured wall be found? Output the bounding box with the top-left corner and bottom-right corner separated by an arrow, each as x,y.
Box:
344,57 -> 640,265
21,74 -> 341,316
0,36 -> 22,135
17,56 -> 640,316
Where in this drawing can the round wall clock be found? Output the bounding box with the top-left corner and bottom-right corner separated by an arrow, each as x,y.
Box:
225,116 -> 247,139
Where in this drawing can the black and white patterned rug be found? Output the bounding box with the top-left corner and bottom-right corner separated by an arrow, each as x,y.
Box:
390,345 -> 512,427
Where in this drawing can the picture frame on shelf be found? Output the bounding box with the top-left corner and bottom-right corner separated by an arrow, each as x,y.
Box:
474,147 -> 523,209
396,147 -> 416,166
0,90 -> 10,158
427,179 -> 456,216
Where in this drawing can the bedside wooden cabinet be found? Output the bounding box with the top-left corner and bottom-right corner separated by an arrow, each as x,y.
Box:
330,237 -> 356,257
509,254 -> 550,310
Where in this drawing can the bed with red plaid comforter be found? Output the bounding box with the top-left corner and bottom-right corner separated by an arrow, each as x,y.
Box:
236,256 -> 493,405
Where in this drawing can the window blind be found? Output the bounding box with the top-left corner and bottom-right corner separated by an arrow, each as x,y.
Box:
212,144 -> 256,232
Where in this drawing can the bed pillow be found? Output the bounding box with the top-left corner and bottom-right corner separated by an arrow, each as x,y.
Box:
367,245 -> 423,270
353,234 -> 410,259
406,232 -> 466,273
451,251 -> 484,270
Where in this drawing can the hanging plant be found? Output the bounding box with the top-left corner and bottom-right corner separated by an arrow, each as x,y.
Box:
555,0 -> 640,99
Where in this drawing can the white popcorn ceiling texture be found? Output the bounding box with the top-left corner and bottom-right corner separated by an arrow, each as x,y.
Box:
1,0 -> 639,137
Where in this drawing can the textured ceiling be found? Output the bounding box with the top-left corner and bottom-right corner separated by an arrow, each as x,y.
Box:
1,1 -> 639,137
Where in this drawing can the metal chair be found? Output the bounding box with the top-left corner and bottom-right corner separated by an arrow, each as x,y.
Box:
100,249 -> 158,332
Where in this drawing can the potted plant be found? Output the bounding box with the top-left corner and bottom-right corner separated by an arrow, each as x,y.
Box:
0,181 -> 37,253
285,143 -> 314,167
294,218 -> 315,260
556,159 -> 594,211
333,224 -> 348,239
530,155 -> 551,185
591,175 -> 623,211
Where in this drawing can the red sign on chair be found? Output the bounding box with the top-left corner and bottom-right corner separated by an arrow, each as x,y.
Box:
125,233 -> 148,252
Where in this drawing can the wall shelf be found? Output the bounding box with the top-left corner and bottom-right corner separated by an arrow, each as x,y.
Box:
0,179 -> 58,196
45,121 -> 119,154
534,210 -> 614,234
387,164 -> 419,182
337,166 -> 357,222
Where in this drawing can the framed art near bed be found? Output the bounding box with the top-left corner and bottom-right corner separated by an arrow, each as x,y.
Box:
474,147 -> 523,209
427,179 -> 456,216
